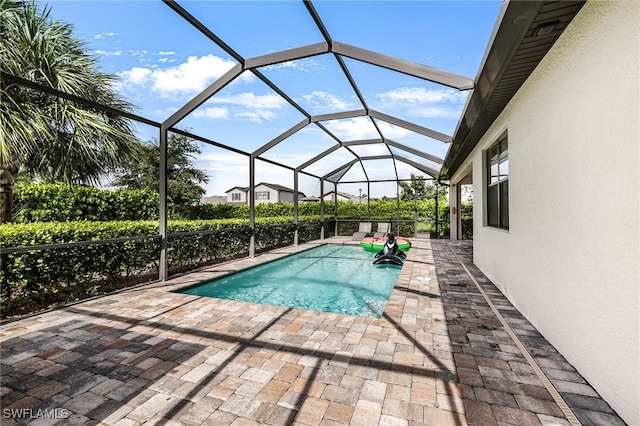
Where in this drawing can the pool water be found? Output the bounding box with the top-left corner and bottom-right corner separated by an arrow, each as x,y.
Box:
179,244 -> 402,318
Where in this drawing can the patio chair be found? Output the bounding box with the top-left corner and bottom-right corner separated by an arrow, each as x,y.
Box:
351,222 -> 372,240
373,222 -> 390,238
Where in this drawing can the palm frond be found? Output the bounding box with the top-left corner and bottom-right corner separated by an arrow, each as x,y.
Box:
1,0 -> 140,186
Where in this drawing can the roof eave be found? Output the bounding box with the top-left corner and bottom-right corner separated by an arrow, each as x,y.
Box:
441,0 -> 586,180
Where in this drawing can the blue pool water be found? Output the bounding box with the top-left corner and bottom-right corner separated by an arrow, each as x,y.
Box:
179,244 -> 402,318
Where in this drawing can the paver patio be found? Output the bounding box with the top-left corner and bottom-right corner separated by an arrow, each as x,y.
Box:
0,238 -> 625,425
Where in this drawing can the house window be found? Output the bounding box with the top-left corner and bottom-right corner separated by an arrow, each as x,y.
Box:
231,193 -> 241,201
486,133 -> 509,229
255,191 -> 270,200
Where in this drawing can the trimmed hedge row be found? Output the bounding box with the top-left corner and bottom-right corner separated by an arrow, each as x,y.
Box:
13,182 -> 160,222
0,217 -> 321,318
13,182 -> 451,223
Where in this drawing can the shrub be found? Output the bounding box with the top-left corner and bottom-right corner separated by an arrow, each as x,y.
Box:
0,217 -> 325,318
13,182 -> 159,222
180,201 -> 329,220
179,203 -> 249,220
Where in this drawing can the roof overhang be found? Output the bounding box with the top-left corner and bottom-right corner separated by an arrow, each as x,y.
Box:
440,0 -> 585,180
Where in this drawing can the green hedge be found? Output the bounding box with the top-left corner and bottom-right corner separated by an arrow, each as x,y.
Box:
180,201 -> 330,220
13,182 -> 160,222
0,217 -> 324,318
3,183 -> 455,317
12,182 -> 452,224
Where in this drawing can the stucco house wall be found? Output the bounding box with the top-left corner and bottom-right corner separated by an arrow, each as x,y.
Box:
225,187 -> 247,204
253,184 -> 283,205
450,2 -> 639,424
322,191 -> 359,203
225,183 -> 304,205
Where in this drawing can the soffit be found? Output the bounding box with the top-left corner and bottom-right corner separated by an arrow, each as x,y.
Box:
441,1 -> 586,180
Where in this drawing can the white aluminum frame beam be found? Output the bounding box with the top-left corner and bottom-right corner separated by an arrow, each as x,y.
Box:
341,139 -> 383,146
296,144 -> 341,172
164,64 -> 243,129
323,159 -> 359,182
393,155 -> 440,178
253,118 -> 311,157
370,110 -> 452,142
311,109 -> 367,122
360,155 -> 394,161
385,139 -> 444,164
331,41 -> 474,90
246,42 -> 329,69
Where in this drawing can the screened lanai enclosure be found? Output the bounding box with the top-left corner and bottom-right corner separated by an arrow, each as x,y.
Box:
2,0 -> 514,314
154,0 -> 476,279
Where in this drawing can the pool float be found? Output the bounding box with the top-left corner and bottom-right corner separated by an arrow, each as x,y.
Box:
360,235 -> 411,252
373,234 -> 406,266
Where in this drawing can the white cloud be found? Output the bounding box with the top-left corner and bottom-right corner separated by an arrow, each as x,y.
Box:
153,106 -> 177,118
349,144 -> 390,157
94,32 -> 116,39
121,67 -> 152,84
375,121 -> 413,138
193,107 -> 229,120
198,152 -> 248,174
209,92 -> 285,110
373,87 -> 467,121
118,54 -> 251,98
324,117 -> 379,140
129,50 -> 149,57
261,152 -> 315,167
302,91 -> 352,111
323,117 -> 414,141
201,92 -> 287,123
263,58 -> 319,73
95,49 -> 122,56
377,87 -> 466,104
149,55 -> 238,95
235,110 -> 278,124
412,106 -> 461,119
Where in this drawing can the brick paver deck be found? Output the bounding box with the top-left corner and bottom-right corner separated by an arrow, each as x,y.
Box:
0,238 -> 625,425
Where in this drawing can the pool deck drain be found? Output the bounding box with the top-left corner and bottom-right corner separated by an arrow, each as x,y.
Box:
0,238 -> 625,425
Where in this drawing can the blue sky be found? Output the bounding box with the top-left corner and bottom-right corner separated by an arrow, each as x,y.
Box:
45,0 -> 502,198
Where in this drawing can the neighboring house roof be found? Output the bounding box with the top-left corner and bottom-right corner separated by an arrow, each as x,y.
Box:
200,195 -> 226,205
441,1 -> 585,179
225,186 -> 249,193
225,182 -> 306,197
255,182 -> 305,196
323,190 -> 360,202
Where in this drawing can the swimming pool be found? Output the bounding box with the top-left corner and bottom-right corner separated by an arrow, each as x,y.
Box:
178,244 -> 403,318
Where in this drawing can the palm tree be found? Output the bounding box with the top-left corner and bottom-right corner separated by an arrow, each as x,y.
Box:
0,0 -> 140,223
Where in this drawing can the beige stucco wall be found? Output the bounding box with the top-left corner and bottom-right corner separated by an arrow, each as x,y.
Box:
452,1 -> 639,423
254,184 -> 278,205
226,189 -> 247,204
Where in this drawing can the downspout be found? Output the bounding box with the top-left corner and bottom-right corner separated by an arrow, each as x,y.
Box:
435,181 -> 439,239
367,181 -> 371,221
249,155 -> 255,257
334,183 -> 338,237
294,170 -> 299,246
414,188 -> 417,237
159,126 -> 168,281
396,181 -> 400,235
320,179 -> 325,239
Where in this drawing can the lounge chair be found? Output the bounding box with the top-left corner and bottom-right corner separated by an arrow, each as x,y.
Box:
351,222 -> 372,240
373,222 -> 390,238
